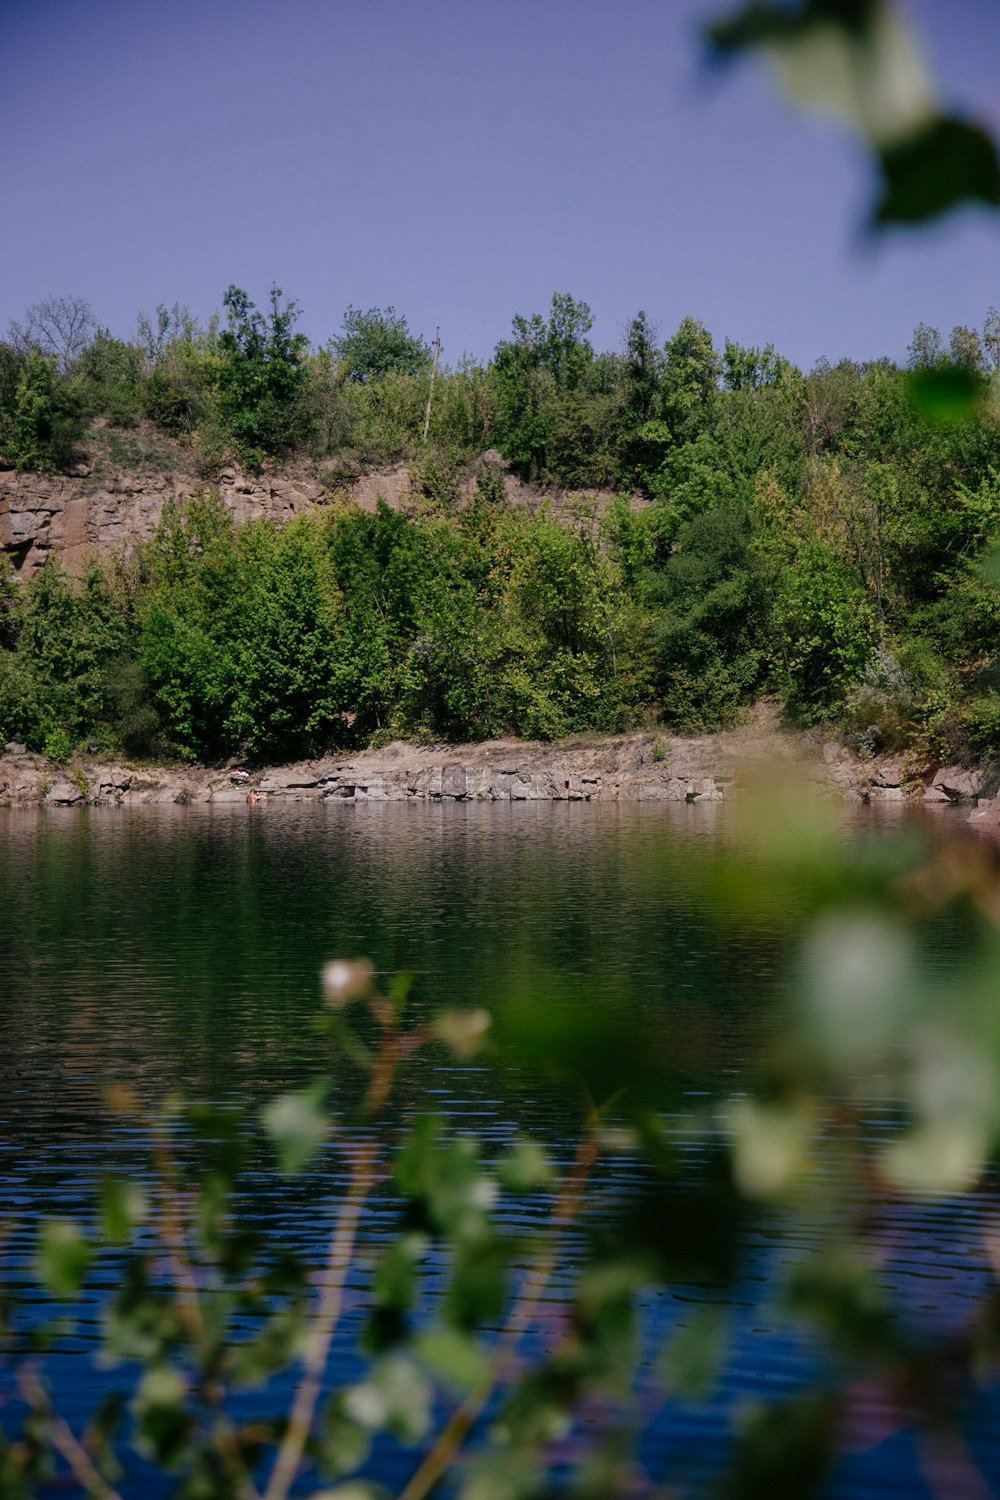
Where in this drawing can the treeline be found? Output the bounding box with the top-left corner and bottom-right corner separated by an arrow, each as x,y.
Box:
2,288 -> 1000,762
3,284 -> 997,493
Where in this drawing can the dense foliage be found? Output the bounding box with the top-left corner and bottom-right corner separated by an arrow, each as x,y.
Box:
3,291 -> 1000,761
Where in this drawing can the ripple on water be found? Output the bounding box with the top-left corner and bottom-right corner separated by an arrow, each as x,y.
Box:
0,802 -> 997,1496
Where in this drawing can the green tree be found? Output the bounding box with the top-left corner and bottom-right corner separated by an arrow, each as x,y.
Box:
11,351 -> 81,473
72,329 -> 144,425
330,305 -> 430,383
217,285 -> 312,466
660,315 -> 720,445
617,312 -> 669,491
492,294 -> 601,483
647,504 -> 772,727
139,492 -> 243,757
228,518 -> 349,759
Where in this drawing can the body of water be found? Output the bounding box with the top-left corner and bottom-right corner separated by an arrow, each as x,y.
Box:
0,801 -> 996,1498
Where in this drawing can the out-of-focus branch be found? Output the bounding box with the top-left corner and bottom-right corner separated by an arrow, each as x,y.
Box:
262,1138 -> 379,1500
18,1364 -> 124,1500
398,1123 -> 602,1500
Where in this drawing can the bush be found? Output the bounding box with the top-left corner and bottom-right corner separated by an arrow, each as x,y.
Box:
72,330 -> 144,425
647,505 -> 771,729
216,286 -> 314,466
10,351 -> 81,473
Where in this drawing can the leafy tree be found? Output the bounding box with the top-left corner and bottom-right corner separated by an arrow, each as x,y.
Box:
660,316 -> 720,445
0,341 -> 24,456
330,305 -> 430,384
722,338 -> 793,391
72,329 -> 144,425
228,518 -> 349,758
135,302 -> 202,365
0,564 -> 133,751
10,351 -> 81,473
492,294 -> 603,483
617,312 -> 668,490
646,503 -> 772,727
217,285 -> 312,466
908,322 -> 945,368
139,492 -> 243,757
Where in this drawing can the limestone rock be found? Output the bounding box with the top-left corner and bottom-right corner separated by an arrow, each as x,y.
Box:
441,763 -> 469,798
932,765 -> 983,800
969,797 -> 1000,828
870,756 -> 907,789
923,785 -> 952,804
45,780 -> 84,806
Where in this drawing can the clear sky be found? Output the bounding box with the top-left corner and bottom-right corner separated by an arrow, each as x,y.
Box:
2,0 -> 998,371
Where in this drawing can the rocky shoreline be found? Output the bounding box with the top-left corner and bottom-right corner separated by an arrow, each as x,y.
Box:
2,707 -> 996,824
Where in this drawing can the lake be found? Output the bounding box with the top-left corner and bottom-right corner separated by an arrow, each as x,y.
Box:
0,801 -> 997,1497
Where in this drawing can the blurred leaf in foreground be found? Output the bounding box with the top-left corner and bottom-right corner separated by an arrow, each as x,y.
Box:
261,1080 -> 330,1175
707,0 -> 1000,227
36,1220 -> 92,1298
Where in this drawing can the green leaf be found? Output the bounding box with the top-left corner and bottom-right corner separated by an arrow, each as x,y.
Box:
876,117 -> 1000,225
496,1138 -> 554,1192
458,1454 -> 542,1500
373,1231 -> 429,1312
314,1395 -> 372,1479
261,1080 -> 329,1175
230,1304 -> 307,1387
36,1220 -> 92,1298
785,1246 -> 899,1360
387,969 -> 415,1018
99,1177 -> 148,1245
447,1237 -> 510,1331
662,1305 -> 730,1402
417,1325 -> 491,1395
722,1395 -> 833,1500
344,1356 -> 433,1443
131,1364 -> 192,1467
27,1316 -> 76,1352
84,1393 -> 126,1483
908,365 -> 984,426
396,1118 -> 497,1240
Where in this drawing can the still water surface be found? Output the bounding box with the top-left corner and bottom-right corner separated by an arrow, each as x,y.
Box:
0,801 -> 996,1497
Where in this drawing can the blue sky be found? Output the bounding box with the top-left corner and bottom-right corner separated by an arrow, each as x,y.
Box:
2,0 -> 998,370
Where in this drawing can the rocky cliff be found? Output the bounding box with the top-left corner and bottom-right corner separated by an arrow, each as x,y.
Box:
0,433 -> 620,577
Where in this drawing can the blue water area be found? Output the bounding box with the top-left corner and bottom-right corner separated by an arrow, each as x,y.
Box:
0,800 -> 997,1496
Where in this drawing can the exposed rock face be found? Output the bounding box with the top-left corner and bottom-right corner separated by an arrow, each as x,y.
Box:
0,461 -> 329,576
0,441 -> 632,577
44,780 -> 85,806
0,745 -> 737,809
0,705 -> 976,813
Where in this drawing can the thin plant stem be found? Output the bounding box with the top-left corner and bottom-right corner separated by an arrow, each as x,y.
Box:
153,1125 -> 204,1346
19,1365 -> 124,1500
397,1126 -> 601,1500
262,1138 -> 379,1500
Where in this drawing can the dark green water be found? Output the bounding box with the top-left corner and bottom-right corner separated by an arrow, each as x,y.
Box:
0,801 -> 996,1498
0,801 -> 777,1137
